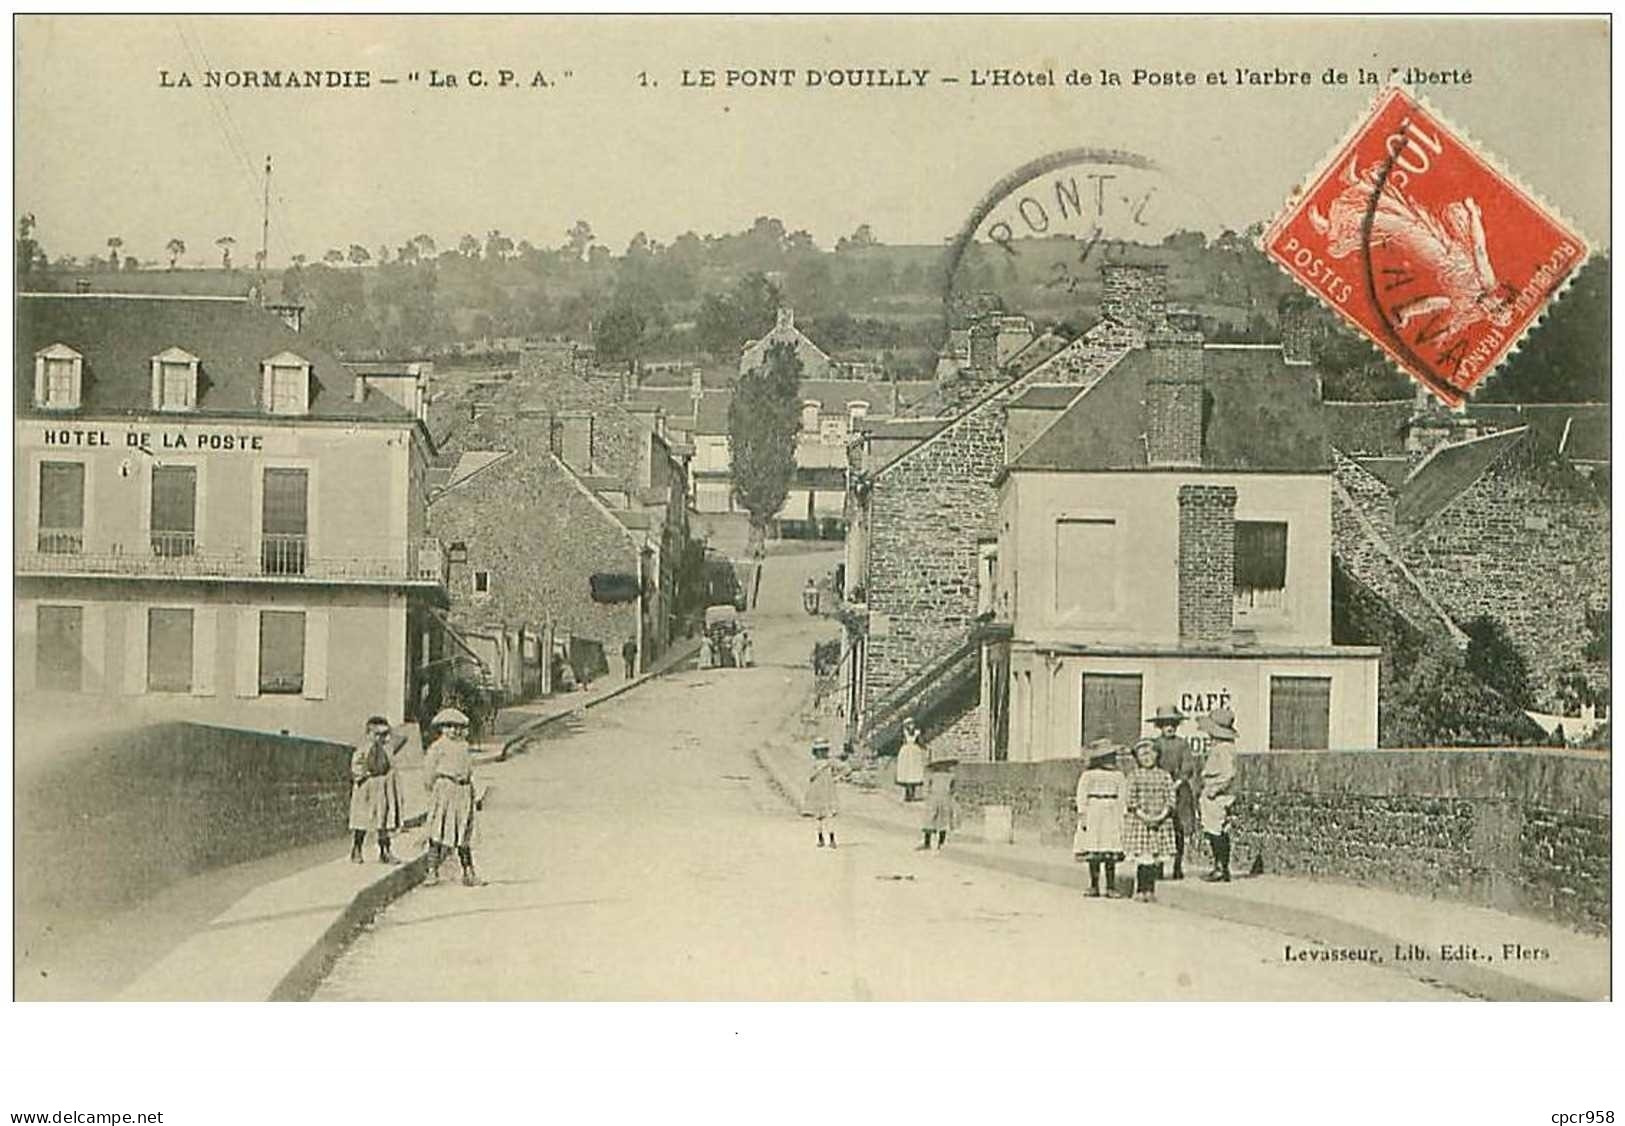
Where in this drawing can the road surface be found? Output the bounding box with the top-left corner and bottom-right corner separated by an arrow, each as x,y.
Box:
316,549 -> 1449,1001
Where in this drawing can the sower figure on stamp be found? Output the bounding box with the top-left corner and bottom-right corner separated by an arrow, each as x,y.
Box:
349,715 -> 404,865
423,707 -> 486,887
1148,704 -> 1198,880
1198,706 -> 1239,883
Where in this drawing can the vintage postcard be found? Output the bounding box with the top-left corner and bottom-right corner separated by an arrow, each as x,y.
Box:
10,14 -> 1611,1014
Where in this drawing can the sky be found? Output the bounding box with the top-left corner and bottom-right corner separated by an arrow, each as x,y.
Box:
13,15 -> 1610,268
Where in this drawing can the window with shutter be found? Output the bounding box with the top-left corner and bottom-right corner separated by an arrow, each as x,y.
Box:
1269,676 -> 1331,749
151,465 -> 197,556
1081,672 -> 1143,747
1235,521 -> 1288,612
270,365 -> 307,413
36,605 -> 84,691
261,468 -> 309,574
258,610 -> 305,694
160,362 -> 193,409
146,608 -> 194,693
38,461 -> 85,554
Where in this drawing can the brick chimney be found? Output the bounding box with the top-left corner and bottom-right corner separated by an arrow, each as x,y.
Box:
1177,484 -> 1237,643
1280,295 -> 1315,366
1146,327 -> 1205,380
1100,263 -> 1169,330
1146,380 -> 1204,466
1405,385 -> 1470,465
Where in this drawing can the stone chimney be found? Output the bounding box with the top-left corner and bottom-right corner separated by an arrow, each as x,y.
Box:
1280,295 -> 1315,366
1100,263 -> 1169,330
968,316 -> 999,371
1405,385 -> 1470,465
776,306 -> 795,331
1146,380 -> 1204,466
1146,327 -> 1205,381
559,411 -> 594,472
267,302 -> 304,334
352,374 -> 368,404
1177,484 -> 1237,643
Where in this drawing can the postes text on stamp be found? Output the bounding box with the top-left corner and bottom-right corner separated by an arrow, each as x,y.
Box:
1263,85 -> 1589,405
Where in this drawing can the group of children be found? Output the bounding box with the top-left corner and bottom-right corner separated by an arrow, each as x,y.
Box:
804,717 -> 958,851
1073,704 -> 1239,902
346,706 -> 487,888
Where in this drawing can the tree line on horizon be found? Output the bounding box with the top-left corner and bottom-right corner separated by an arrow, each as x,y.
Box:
15,212 -> 1610,401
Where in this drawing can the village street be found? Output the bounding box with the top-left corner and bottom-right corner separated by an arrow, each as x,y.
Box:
315,549 -> 1450,1001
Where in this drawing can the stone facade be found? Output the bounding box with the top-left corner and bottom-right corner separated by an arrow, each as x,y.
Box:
851,266 -> 1173,752
430,425 -> 643,659
1229,748 -> 1610,933
1176,484 -> 1237,642
1331,437 -> 1610,711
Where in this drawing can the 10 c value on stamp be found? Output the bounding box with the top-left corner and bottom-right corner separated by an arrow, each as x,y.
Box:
1263,84 -> 1589,406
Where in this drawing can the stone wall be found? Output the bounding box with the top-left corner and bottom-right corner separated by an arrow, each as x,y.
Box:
1230,748 -> 1610,933
938,749 -> 1610,933
1400,449 -> 1610,709
862,320 -> 1146,715
431,435 -> 641,652
953,758 -> 1087,846
16,722 -> 353,925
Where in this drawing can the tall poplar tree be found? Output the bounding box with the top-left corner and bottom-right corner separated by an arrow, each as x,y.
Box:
729,339 -> 803,556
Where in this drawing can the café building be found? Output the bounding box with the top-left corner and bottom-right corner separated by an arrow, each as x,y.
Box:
985,338 -> 1380,759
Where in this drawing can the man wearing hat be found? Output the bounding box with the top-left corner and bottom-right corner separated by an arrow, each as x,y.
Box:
1147,705 -> 1198,880
1197,706 -> 1239,882
422,707 -> 485,887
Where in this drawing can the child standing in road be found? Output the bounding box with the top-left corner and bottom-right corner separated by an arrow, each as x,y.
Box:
1122,738 -> 1177,903
804,739 -> 840,848
917,752 -> 958,850
1072,737 -> 1127,897
423,707 -> 486,887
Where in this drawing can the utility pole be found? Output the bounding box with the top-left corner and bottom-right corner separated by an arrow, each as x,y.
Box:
260,155 -> 272,279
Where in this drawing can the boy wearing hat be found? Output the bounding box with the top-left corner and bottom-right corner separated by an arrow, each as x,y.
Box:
1198,706 -> 1239,882
1147,705 -> 1198,880
423,707 -> 485,887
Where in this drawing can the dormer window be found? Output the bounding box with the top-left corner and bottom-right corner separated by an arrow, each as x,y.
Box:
34,343 -> 83,411
262,351 -> 311,415
151,346 -> 200,412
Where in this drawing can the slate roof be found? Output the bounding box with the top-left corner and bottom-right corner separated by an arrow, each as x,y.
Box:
1324,400 -> 1412,455
794,466 -> 849,489
1010,345 -> 1328,474
1396,427 -> 1529,527
16,293 -> 412,424
1008,384 -> 1085,410
1468,403 -> 1610,462
629,380 -> 930,437
1353,456 -> 1410,490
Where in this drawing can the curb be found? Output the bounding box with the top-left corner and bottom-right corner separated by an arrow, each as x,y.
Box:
750,742 -> 1584,1002
494,638 -> 702,760
268,850 -> 430,1001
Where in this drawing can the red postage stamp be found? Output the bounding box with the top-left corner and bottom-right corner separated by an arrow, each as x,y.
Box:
1262,85 -> 1589,405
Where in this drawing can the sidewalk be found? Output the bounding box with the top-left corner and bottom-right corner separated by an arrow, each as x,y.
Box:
753,737 -> 1610,1002
486,636 -> 701,760
116,640 -> 698,1001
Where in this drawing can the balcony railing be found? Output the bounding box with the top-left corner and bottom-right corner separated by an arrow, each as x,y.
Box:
150,530 -> 196,558
37,527 -> 83,555
17,535 -> 449,586
261,533 -> 308,576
